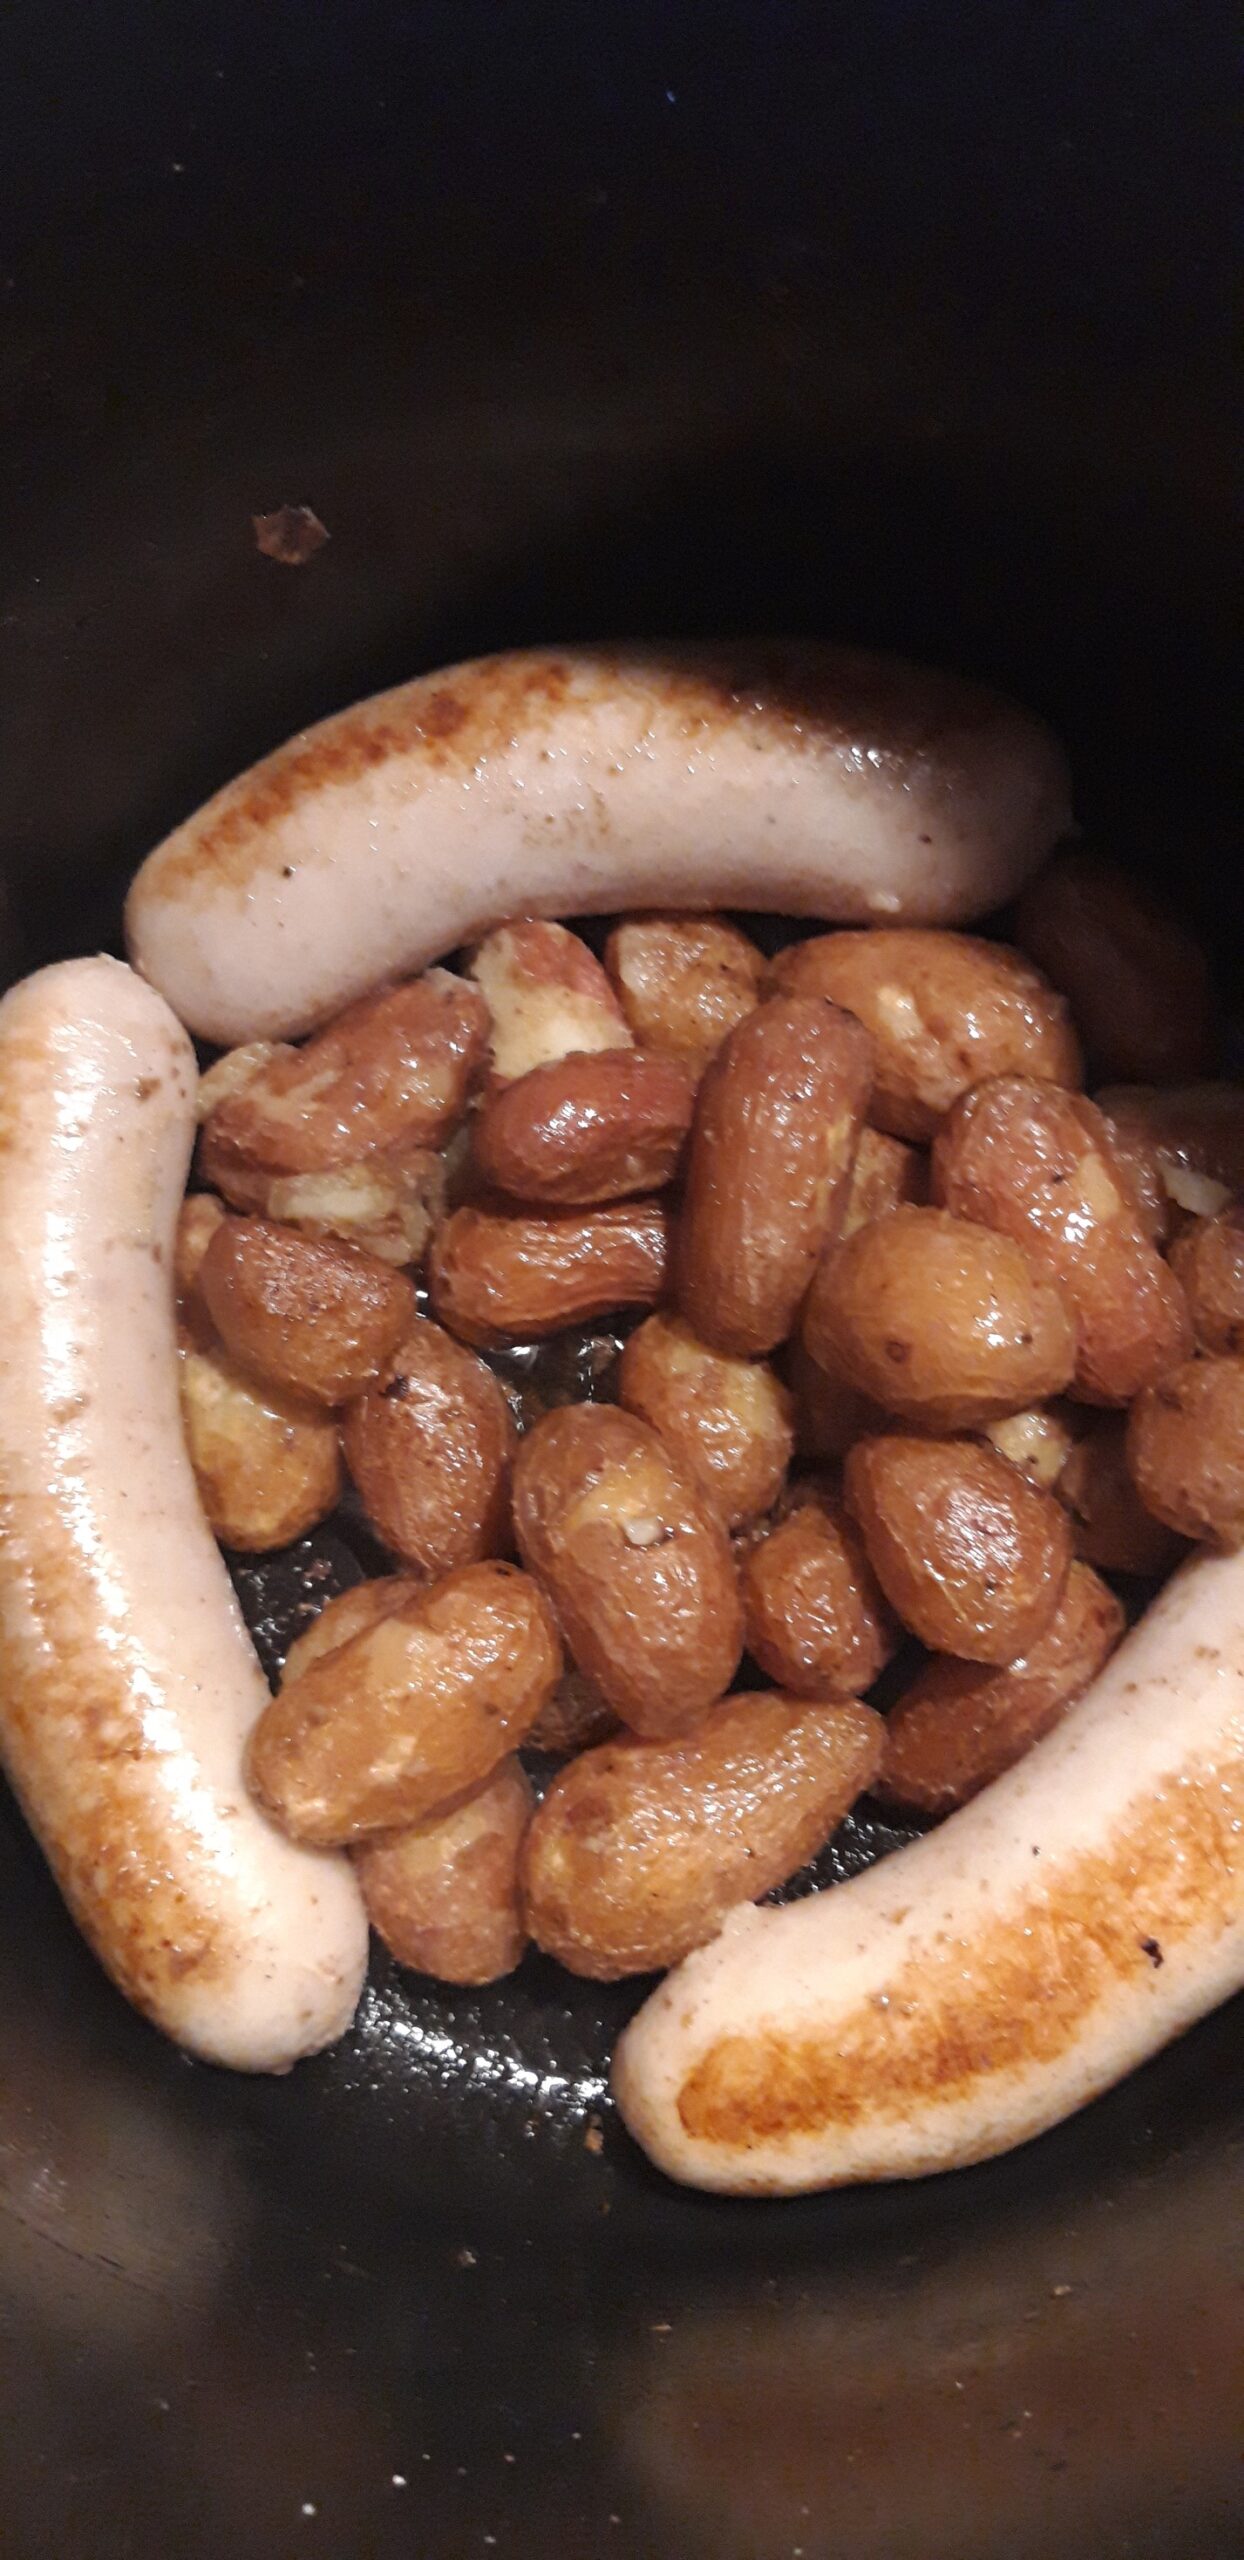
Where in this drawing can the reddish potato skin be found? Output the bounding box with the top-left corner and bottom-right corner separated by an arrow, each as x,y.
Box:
741,1488 -> 897,1698
844,1432 -> 1073,1663
877,1563 -> 1125,1817
353,1758 -> 533,1984
199,1216 -> 416,1406
471,1048 -> 696,1205
342,1318 -> 516,1575
618,1312 -> 794,1529
429,1197 -> 670,1348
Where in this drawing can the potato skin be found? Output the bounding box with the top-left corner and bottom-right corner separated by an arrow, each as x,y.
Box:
429,1197 -> 670,1348
472,1048 -> 696,1205
467,917 -> 631,1085
1127,1357 -> 1244,1552
280,1575 -> 419,1686
844,1432 -> 1073,1663
1169,1205 -> 1244,1356
618,1311 -> 794,1529
354,1758 -> 533,1984
933,1077 -> 1192,1405
200,1215 -> 416,1405
771,928 -> 1081,1139
178,1342 -> 341,1550
803,1206 -> 1076,1431
512,1404 -> 744,1737
342,1317 -> 516,1574
201,969 -> 488,1179
521,1692 -> 883,1978
741,1485 -> 897,1698
247,1560 -> 561,1845
840,1126 -> 928,1236
1057,1416 -> 1186,1577
676,994 -> 873,1356
605,913 -> 766,1069
877,1562 -> 1125,1817
1013,845 -> 1217,1083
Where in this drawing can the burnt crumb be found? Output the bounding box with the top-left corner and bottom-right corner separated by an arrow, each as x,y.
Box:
134,1075 -> 162,1102
382,1374 -> 410,1401
252,503 -> 329,566
884,1338 -> 911,1365
1139,1935 -> 1164,1967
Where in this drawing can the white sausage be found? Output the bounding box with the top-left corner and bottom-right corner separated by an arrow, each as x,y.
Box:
613,1545 -> 1244,2190
124,643 -> 1071,1044
0,959 -> 369,2070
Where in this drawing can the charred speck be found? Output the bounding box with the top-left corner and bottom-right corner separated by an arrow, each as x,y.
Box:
1139,1935 -> 1164,1967
382,1375 -> 410,1401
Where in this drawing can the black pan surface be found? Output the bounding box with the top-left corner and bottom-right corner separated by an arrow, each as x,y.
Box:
1,8 -> 1239,2555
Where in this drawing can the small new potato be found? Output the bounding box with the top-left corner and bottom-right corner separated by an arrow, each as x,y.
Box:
280,1575 -> 420,1686
247,1560 -> 561,1844
178,1342 -> 342,1550
983,1400 -> 1083,1491
604,913 -> 766,1070
521,1691 -> 883,1978
770,928 -> 1081,1140
844,1432 -> 1072,1662
264,1145 -> 447,1267
802,1206 -> 1076,1430
1057,1416 -> 1187,1577
676,994 -> 873,1356
877,1562 -> 1125,1817
429,1197 -> 670,1348
342,1317 -> 516,1575
1013,845 -> 1217,1083
1127,1358 -> 1244,1552
618,1312 -> 794,1529
1169,1205 -> 1244,1355
741,1483 -> 897,1698
200,1216 -> 416,1406
933,1077 -> 1192,1404
513,1404 -> 744,1736
471,1048 -> 696,1205
354,1758 -> 533,1983
468,917 -> 632,1083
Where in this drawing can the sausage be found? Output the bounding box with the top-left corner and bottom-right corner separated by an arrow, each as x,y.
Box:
613,1542 -> 1244,2190
0,959 -> 369,2071
124,644 -> 1071,1043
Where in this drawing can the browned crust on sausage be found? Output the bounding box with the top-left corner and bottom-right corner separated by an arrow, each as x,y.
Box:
674,1749 -> 1243,2149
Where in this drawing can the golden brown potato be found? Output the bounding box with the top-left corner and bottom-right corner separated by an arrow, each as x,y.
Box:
741,1484 -> 897,1698
174,1193 -> 226,1312
1126,1358 -> 1244,1551
840,1126 -> 928,1236
471,1048 -> 696,1205
200,970 -> 488,1183
1169,1205 -> 1244,1356
933,1077 -> 1192,1404
1012,846 -> 1217,1082
982,1400 -> 1084,1491
521,1692 -> 883,1978
770,928 -> 1081,1140
178,1342 -> 341,1551
512,1403 -> 744,1737
617,1312 -> 794,1529
802,1206 -> 1076,1431
1095,1083 -> 1244,1217
877,1562 -> 1125,1817
676,995 -> 873,1355
194,1040 -> 293,1121
247,1560 -> 561,1845
467,918 -> 632,1084
1057,1416 -> 1187,1576
263,1145 -> 447,1267
342,1317 -> 516,1575
280,1575 -> 419,1686
199,1215 -> 416,1406
354,1758 -> 533,1983
604,913 -> 767,1070
429,1197 -> 670,1348
844,1432 -> 1072,1662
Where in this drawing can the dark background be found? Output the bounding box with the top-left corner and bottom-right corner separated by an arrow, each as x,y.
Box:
0,7 -> 1239,2555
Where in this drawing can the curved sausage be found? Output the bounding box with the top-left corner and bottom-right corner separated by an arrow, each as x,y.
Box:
124,643 -> 1071,1043
0,959 -> 369,2070
613,1544 -> 1244,2190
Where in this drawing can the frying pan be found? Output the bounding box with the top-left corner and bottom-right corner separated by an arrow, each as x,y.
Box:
1,7 -> 1238,2554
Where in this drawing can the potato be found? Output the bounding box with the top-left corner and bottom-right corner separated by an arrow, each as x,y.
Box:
802,1206 -> 1076,1430
1094,1083 -> 1244,1216
1013,845 -> 1217,1082
280,1575 -> 419,1686
342,1317 -> 516,1575
675,994 -> 873,1355
604,913 -> 766,1070
844,1433 -> 1072,1662
512,1404 -> 744,1737
933,1077 -> 1192,1404
520,1692 -> 883,1977
1126,1358 -> 1244,1551
429,1197 -> 670,1349
354,1758 -> 533,1984
877,1563 -> 1125,1816
263,1145 -> 447,1267
617,1312 -> 794,1529
770,928 -> 1081,1139
178,1342 -> 341,1551
840,1126 -> 928,1236
982,1400 -> 1083,1491
1169,1205 -> 1244,1356
741,1483 -> 897,1698
1057,1416 -> 1187,1576
200,1216 -> 416,1406
246,1560 -> 561,1844
471,1049 -> 696,1205
467,918 -> 631,1084
174,1193 -> 226,1316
